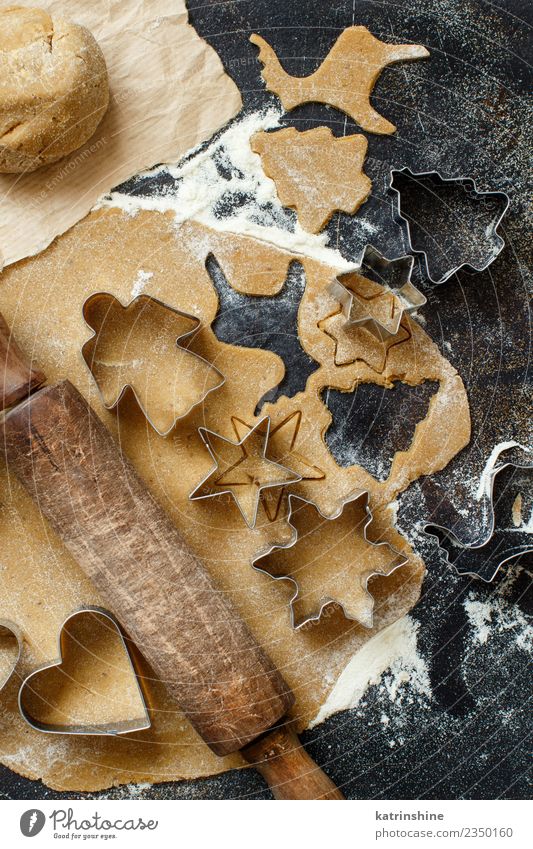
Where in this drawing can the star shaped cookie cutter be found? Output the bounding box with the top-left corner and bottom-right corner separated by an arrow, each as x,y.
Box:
331,245 -> 426,340
424,461 -> 533,583
82,292 -> 225,436
189,417 -> 302,529
252,492 -> 408,630
18,607 -> 151,736
389,168 -> 510,284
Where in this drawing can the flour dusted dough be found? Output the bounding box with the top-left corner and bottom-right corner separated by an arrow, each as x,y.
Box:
251,127 -> 371,233
0,209 -> 469,790
0,6 -> 109,173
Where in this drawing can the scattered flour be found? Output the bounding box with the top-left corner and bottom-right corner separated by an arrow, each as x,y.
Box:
464,588 -> 533,651
309,615 -> 431,728
96,109 -> 357,271
131,269 -> 154,298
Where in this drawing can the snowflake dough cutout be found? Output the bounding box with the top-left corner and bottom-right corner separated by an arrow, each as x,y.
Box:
253,492 -> 408,629
250,26 -> 429,135
251,127 -> 371,233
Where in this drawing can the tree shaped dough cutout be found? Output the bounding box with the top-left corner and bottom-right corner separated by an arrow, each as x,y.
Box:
252,127 -> 371,233
250,26 -> 429,135
82,292 -> 224,435
253,493 -> 408,629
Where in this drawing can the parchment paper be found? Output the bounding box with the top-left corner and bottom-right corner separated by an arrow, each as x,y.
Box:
0,0 -> 242,266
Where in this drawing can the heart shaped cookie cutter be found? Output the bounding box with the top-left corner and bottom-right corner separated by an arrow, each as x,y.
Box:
19,607 -> 151,735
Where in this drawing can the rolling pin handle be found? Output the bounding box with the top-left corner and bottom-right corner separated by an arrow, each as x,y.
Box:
242,724 -> 344,800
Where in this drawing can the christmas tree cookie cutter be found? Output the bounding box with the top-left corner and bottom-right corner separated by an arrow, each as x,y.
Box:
390,168 -> 510,284
424,460 -> 533,583
331,244 -> 426,340
0,620 -> 22,694
82,292 -> 225,436
190,417 -> 302,529
18,607 -> 151,736
252,492 -> 408,629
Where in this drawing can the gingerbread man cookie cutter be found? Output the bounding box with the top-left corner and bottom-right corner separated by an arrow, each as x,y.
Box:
82,292 -> 225,436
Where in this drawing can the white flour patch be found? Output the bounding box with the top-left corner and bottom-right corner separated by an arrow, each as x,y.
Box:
96,109 -> 356,271
464,585 -> 533,652
309,615 -> 431,728
131,269 -> 154,298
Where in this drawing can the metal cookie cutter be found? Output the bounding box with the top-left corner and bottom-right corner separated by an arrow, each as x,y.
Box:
390,168 -> 510,284
252,491 -> 408,629
82,292 -> 225,436
424,461 -> 533,583
19,607 -> 151,735
0,620 -> 22,693
189,416 -> 302,529
331,244 -> 426,340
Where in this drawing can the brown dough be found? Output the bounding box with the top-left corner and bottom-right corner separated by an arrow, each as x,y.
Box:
250,27 -> 429,135
0,6 -> 109,173
0,208 -> 469,790
251,127 -> 371,233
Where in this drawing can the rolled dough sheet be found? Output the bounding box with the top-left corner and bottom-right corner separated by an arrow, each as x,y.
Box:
0,209 -> 469,790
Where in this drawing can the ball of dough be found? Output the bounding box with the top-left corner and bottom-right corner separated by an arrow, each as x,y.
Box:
0,6 -> 109,173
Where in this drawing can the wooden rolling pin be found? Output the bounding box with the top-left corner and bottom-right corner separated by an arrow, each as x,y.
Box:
0,312 -> 343,800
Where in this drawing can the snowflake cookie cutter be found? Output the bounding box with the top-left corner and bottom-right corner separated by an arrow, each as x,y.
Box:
389,168 -> 510,284
424,461 -> 533,583
189,416 -> 302,529
18,607 -> 151,736
331,244 -> 426,340
252,491 -> 409,630
82,292 -> 225,436
0,620 -> 23,694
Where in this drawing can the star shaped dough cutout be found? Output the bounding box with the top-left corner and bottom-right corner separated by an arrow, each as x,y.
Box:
318,308 -> 412,374
190,417 -> 301,528
253,493 -> 408,629
231,412 -> 325,522
335,247 -> 426,340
